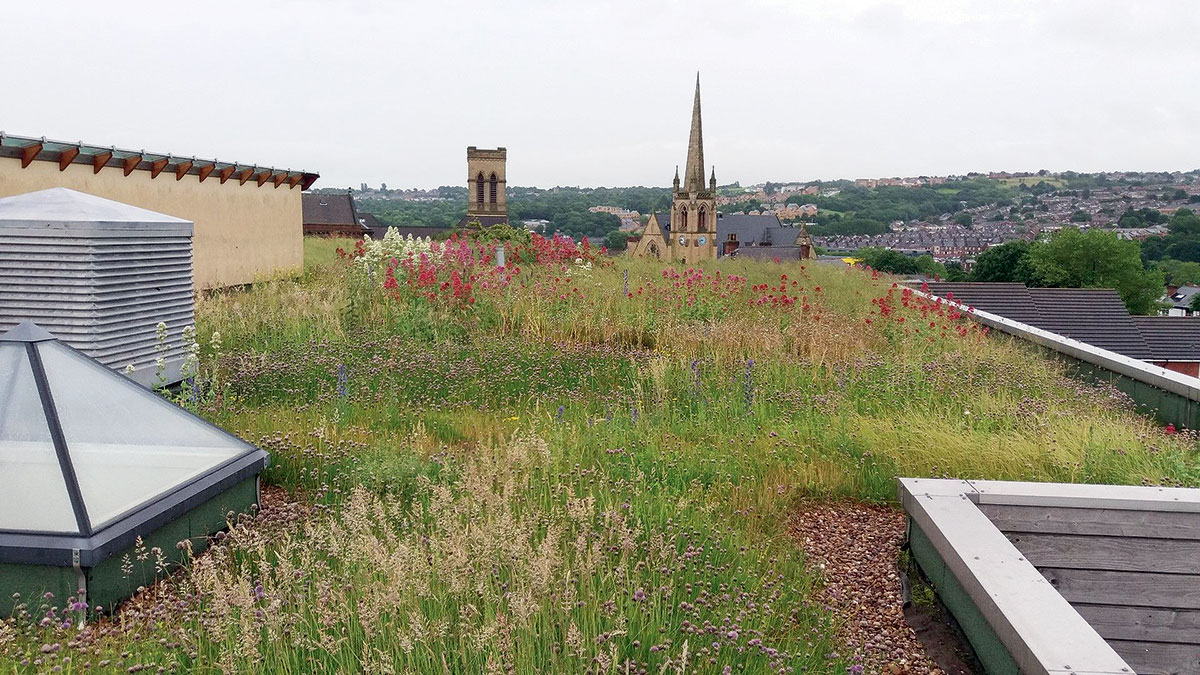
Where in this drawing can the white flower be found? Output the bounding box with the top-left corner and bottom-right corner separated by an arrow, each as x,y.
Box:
124,364 -> 136,374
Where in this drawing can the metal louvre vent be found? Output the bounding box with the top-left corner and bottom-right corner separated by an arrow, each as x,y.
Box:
0,189 -> 195,387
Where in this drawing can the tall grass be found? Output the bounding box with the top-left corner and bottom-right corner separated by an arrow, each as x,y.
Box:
4,240 -> 1197,673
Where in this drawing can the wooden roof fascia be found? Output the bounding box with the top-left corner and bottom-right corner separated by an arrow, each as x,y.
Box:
20,142 -> 43,168
174,159 -> 194,181
149,157 -> 169,179
123,154 -> 142,176
92,150 -> 113,174
58,146 -> 80,171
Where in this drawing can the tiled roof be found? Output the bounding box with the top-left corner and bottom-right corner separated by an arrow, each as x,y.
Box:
921,282 -> 1042,324
716,214 -> 783,245
456,215 -> 509,229
731,245 -> 810,261
357,212 -> 382,231
1131,317 -> 1200,361
302,192 -> 358,226
1168,285 -> 1200,310
1028,288 -> 1150,359
922,282 -> 1152,359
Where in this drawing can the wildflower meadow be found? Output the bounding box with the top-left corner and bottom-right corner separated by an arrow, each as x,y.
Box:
3,230 -> 1199,673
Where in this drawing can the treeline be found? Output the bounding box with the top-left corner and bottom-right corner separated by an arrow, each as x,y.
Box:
724,180 -> 1016,236
356,186 -> 671,244
1140,208 -> 1200,269
861,228 -> 1165,314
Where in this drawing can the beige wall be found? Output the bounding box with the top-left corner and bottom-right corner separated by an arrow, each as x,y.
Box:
0,156 -> 303,289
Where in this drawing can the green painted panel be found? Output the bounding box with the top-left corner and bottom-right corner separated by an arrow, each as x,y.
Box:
1,477 -> 259,618
909,520 -> 1021,675
1052,350 -> 1200,430
0,563 -> 77,618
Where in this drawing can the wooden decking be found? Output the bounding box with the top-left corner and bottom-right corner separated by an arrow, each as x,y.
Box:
901,478 -> 1200,675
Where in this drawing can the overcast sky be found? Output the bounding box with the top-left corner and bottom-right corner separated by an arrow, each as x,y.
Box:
5,1 -> 1198,189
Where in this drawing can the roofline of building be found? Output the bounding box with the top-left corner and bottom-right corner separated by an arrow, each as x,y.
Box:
0,131 -> 319,191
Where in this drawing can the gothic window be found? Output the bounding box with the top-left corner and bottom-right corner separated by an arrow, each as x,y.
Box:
489,173 -> 498,204
678,207 -> 688,231
697,207 -> 706,232
475,172 -> 485,206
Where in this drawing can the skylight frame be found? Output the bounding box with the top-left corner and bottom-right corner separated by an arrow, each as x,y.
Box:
0,323 -> 268,567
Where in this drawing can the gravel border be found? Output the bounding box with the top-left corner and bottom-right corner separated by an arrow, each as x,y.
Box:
791,501 -> 946,674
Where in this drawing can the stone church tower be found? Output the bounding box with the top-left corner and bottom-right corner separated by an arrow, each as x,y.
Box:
458,146 -> 509,228
671,75 -> 718,264
631,75 -> 719,263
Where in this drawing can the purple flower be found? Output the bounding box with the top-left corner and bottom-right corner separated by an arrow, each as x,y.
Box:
632,588 -> 647,602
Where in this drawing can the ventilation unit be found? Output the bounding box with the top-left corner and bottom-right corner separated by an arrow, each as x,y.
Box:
0,188 -> 194,387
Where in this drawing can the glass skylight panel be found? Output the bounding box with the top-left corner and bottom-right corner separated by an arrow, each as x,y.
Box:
37,342 -> 250,530
0,344 -> 79,534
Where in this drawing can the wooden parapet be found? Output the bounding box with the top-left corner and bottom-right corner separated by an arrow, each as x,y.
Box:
903,478 -> 1200,674
900,478 -> 1132,674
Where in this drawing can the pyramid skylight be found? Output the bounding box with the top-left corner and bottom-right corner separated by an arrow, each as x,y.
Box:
0,321 -> 267,565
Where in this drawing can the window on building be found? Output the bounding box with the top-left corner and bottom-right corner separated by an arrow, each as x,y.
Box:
489,173 -> 498,204
679,208 -> 688,231
475,172 -> 485,205
697,207 -> 706,231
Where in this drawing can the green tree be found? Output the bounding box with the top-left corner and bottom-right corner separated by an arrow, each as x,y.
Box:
914,254 -> 948,279
603,229 -> 629,251
1069,209 -> 1092,222
954,212 -> 973,227
854,247 -> 918,275
1169,208 -> 1200,236
969,240 -> 1037,283
1154,258 -> 1200,286
944,261 -> 968,281
1029,228 -> 1165,314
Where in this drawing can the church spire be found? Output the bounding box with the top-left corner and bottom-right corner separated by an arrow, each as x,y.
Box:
683,73 -> 705,193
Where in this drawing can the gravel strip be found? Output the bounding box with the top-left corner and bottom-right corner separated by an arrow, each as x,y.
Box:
791,501 -> 945,674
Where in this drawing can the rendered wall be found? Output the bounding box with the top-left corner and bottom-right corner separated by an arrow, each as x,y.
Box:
0,157 -> 303,290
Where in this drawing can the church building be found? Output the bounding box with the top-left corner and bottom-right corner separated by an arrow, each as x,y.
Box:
456,146 -> 509,228
631,76 -> 815,262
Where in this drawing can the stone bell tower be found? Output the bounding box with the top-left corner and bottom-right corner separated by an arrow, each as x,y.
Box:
460,146 -> 508,227
670,74 -> 718,264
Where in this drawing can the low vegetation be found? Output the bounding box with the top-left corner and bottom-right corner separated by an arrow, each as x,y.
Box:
4,232 -> 1197,673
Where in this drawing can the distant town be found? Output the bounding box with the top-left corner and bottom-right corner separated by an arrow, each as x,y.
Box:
316,169 -> 1199,271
